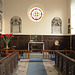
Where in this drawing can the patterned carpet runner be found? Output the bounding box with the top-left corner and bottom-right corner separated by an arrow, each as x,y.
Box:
27,57 -> 47,75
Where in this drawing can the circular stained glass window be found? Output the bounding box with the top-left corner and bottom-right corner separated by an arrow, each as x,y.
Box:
29,7 -> 44,22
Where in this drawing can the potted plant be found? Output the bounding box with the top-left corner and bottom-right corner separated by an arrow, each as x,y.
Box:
0,34 -> 14,55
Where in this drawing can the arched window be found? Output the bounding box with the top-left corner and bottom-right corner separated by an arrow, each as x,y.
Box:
51,17 -> 62,34
10,16 -> 22,33
0,13 -> 2,32
0,0 -> 2,12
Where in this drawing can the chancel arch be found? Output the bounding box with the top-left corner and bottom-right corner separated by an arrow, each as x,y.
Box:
51,17 -> 62,34
10,16 -> 22,33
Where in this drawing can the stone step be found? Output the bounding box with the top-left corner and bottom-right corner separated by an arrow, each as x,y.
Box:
30,52 -> 43,57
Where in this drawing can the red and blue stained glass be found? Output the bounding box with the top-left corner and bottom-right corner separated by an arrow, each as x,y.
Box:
29,7 -> 44,22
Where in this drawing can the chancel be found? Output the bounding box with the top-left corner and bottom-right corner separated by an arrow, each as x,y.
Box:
0,0 -> 75,75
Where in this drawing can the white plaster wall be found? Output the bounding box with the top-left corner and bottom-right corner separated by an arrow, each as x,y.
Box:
71,0 -> 75,34
3,0 -> 69,35
68,0 -> 71,19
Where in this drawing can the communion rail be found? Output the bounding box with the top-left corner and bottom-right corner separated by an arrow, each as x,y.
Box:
0,51 -> 18,75
55,50 -> 75,75
1,50 -> 29,59
43,50 -> 69,59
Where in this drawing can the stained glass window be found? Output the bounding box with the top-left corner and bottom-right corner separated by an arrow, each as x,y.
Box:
29,7 -> 44,22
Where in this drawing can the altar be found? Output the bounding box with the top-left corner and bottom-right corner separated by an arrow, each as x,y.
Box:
28,42 -> 45,51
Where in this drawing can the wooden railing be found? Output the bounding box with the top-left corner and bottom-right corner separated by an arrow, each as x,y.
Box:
43,50 -> 55,59
18,50 -> 29,59
1,50 -> 29,59
43,50 -> 69,59
0,51 -> 18,75
2,50 -> 69,59
55,50 -> 75,75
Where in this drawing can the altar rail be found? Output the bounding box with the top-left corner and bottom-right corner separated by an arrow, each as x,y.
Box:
1,50 -> 29,59
55,50 -> 75,75
0,51 -> 18,75
43,50 -> 69,59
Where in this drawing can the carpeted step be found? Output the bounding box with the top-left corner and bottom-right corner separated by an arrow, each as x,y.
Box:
27,62 -> 47,75
29,57 -> 43,62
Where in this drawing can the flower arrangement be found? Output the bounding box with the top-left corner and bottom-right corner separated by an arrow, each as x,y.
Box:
0,34 -> 14,49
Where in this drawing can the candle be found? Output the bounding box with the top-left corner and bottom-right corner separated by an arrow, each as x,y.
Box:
42,35 -> 43,41
30,35 -> 31,40
35,34 -> 37,38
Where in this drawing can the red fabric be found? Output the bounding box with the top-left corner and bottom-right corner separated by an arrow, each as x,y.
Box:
65,49 -> 68,50
7,53 -> 11,55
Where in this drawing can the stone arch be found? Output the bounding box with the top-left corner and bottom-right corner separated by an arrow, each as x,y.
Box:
10,16 -> 22,33
51,17 -> 62,34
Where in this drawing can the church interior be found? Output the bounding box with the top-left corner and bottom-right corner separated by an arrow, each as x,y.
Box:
0,0 -> 75,75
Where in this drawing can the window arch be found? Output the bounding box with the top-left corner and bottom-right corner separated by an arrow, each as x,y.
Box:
10,16 -> 22,33
0,13 -> 2,32
51,17 -> 62,34
0,0 -> 2,12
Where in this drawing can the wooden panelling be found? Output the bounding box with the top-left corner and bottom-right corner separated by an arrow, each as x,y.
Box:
43,35 -> 70,50
0,51 -> 18,75
72,35 -> 75,50
55,50 -> 75,75
0,35 -> 72,50
8,35 -> 30,50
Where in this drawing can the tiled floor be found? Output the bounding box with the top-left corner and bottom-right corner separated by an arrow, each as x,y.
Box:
12,59 -> 29,75
12,59 -> 59,75
43,59 -> 58,75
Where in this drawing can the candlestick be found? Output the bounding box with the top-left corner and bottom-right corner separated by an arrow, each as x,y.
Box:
35,34 -> 37,38
30,35 -> 31,40
42,35 -> 43,41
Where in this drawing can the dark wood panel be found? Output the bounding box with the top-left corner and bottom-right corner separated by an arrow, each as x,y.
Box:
43,35 -> 70,50
72,35 -> 75,50
0,35 -> 72,50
